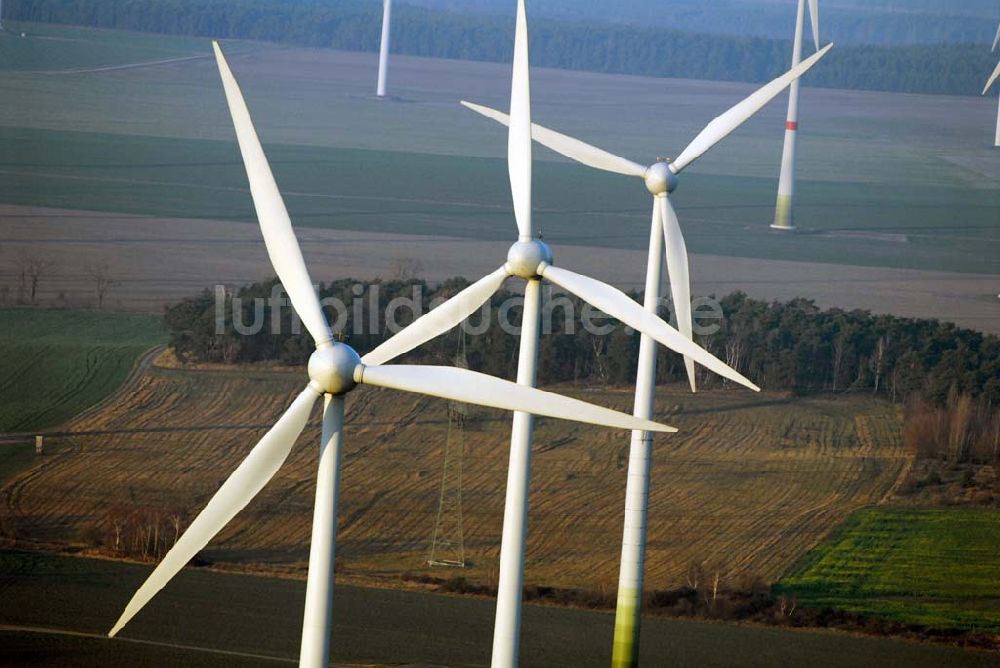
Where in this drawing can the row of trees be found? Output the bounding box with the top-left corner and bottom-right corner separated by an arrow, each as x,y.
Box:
164,276 -> 1000,408
91,504 -> 189,561
1,255 -> 117,308
904,391 -> 1000,464
409,0 -> 1000,47
7,0 -> 997,96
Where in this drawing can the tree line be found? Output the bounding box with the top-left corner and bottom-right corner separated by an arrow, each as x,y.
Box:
411,0 -> 1000,47
164,276 -> 1000,409
7,0 -> 997,96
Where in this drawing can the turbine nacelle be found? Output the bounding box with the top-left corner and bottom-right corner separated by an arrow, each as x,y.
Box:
644,161 -> 679,197
505,239 -> 553,279
308,344 -> 362,395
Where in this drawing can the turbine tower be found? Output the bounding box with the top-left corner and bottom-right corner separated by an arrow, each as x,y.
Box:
987,23 -> 1000,148
449,3 -> 761,664
377,0 -> 392,97
462,38 -> 831,668
106,41 -> 681,668
771,0 -> 820,231
985,60 -> 1000,147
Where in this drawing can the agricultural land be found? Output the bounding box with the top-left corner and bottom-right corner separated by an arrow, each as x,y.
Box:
777,508 -> 1000,634
3,550 -> 997,667
1,356 -> 908,591
0,308 -> 164,434
0,18 -> 997,666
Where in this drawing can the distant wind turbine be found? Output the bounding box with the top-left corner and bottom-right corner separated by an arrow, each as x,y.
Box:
107,41 -> 679,668
462,35 -> 831,668
772,0 -> 820,231
377,0 -> 392,97
984,56 -> 1000,148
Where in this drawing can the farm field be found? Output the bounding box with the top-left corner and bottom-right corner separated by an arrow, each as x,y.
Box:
0,23 -> 997,276
0,308 -> 164,434
0,22 -> 211,72
2,204 -> 998,333
1,358 -> 909,592
1,550 -> 996,668
777,508 -> 1000,634
0,125 -> 997,276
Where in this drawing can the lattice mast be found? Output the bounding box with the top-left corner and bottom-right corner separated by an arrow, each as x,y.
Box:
427,331 -> 468,567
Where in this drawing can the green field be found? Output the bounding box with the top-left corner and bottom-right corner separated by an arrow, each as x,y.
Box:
0,23 -> 997,276
1,125 -> 997,274
0,550 -> 995,667
0,22 -> 211,71
0,309 -> 164,433
777,508 -> 1000,634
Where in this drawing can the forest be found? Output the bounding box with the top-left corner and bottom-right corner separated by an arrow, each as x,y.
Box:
408,0 -> 1000,47
6,0 -> 997,96
165,276 -> 1000,408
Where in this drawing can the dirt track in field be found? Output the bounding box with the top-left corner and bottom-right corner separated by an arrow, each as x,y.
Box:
0,204 -> 996,333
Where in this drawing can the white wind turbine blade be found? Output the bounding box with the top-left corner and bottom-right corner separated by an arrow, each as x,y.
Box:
360,365 -> 676,433
213,42 -> 333,348
659,197 -> 696,393
361,266 -> 509,366
671,43 -> 833,174
984,60 -> 1000,95
993,23 -> 1000,53
808,0 -> 820,51
508,0 -> 533,239
461,101 -> 647,178
108,387 -> 320,637
540,265 -> 759,392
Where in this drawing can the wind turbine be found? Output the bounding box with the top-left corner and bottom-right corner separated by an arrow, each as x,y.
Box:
461,38 -> 831,668
772,0 -> 820,231
986,23 -> 1000,148
106,42 -> 680,668
376,0 -> 392,97
356,1 -> 757,664
461,46 -> 831,395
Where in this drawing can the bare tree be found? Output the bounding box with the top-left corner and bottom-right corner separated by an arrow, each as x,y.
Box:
168,507 -> 187,546
390,256 -> 423,281
685,560 -> 703,591
18,256 -> 50,305
589,335 -> 609,383
15,264 -> 27,304
87,263 -> 116,309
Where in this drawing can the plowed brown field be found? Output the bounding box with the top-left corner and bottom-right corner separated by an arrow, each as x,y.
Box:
0,359 -> 908,590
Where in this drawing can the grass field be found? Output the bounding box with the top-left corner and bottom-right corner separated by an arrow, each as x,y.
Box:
777,508 -> 1000,634
0,357 -> 909,591
1,125 -> 997,274
0,22 -> 211,71
0,550 -> 996,667
0,309 -> 164,433
0,23 -> 997,276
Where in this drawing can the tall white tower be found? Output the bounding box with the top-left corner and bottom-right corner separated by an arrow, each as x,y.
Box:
376,0 -> 392,97
992,23 -> 1000,147
771,0 -> 819,231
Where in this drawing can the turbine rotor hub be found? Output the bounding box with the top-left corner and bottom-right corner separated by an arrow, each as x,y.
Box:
307,344 -> 362,395
644,161 -> 678,196
505,239 -> 553,279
